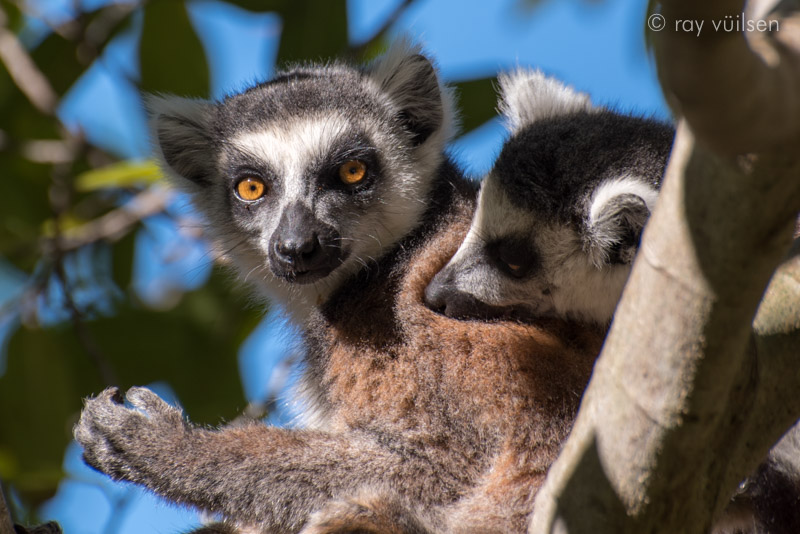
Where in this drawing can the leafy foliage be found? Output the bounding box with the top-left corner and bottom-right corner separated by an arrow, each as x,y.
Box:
0,0 -> 497,524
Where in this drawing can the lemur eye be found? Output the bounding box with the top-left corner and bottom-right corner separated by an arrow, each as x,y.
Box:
236,177 -> 267,201
501,260 -> 527,278
488,238 -> 536,279
338,160 -> 367,185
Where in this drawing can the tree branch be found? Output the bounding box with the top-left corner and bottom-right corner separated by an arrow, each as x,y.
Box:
530,2 -> 800,528
42,187 -> 174,254
724,239 -> 800,487
531,122 -> 800,534
0,6 -> 58,115
654,0 -> 800,154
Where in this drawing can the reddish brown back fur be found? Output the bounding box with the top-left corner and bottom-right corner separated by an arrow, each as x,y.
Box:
308,175 -> 604,531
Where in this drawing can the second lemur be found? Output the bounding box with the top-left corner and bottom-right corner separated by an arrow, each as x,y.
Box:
425,69 -> 673,325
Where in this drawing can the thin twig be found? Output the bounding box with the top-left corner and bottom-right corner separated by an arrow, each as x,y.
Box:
52,257 -> 119,386
100,486 -> 135,534
45,126 -> 120,387
0,6 -> 58,115
44,187 -> 174,254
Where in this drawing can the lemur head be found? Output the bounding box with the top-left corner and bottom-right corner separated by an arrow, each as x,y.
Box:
148,41 -> 456,317
426,69 -> 673,325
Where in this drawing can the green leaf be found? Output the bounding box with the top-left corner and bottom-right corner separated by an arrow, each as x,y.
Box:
357,35 -> 391,63
140,0 -> 209,96
0,65 -> 61,140
75,160 -> 164,191
453,76 -> 499,135
275,0 -> 349,65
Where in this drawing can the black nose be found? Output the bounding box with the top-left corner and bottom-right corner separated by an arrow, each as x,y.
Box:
424,268 -> 453,313
274,234 -> 321,269
269,202 -> 342,280
425,268 -> 494,319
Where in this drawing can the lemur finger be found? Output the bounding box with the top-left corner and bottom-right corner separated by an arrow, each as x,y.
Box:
88,386 -> 122,405
125,387 -> 185,424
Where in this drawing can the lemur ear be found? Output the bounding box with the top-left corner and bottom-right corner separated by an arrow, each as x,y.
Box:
146,95 -> 215,187
367,40 -> 455,146
497,69 -> 596,133
585,180 -> 656,268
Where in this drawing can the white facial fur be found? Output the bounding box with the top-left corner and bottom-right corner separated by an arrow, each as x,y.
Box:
208,114 -> 435,324
440,176 -> 650,325
149,40 -> 456,326
429,69 -> 664,325
445,177 -> 539,310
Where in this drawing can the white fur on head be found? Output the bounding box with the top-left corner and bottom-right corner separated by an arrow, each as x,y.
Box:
586,176 -> 658,268
439,175 -> 646,325
497,69 -> 595,133
588,176 -> 659,224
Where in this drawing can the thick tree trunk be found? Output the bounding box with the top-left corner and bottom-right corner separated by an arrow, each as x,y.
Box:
529,1 -> 800,533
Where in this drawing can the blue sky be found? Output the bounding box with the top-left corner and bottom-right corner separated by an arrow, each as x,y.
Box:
16,0 -> 668,531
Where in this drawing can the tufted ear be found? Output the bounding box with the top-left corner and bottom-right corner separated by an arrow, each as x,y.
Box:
146,95 -> 215,186
497,69 -> 596,133
366,39 -> 456,147
584,178 -> 658,268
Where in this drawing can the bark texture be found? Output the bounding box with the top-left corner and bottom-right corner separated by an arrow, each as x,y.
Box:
530,1 -> 800,533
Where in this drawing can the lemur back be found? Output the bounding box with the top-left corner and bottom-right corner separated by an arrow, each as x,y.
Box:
426,69 -> 674,325
75,45 -> 603,533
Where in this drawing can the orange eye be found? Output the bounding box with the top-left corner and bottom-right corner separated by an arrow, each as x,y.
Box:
339,160 -> 367,185
236,177 -> 266,201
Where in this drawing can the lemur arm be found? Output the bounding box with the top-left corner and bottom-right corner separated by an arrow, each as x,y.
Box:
74,387 -> 431,532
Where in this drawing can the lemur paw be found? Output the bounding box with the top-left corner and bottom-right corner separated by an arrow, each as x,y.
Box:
74,387 -> 188,482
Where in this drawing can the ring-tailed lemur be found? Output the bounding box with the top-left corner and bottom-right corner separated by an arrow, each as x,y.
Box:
74,43 -> 603,533
425,69 -> 673,325
423,69 -> 800,534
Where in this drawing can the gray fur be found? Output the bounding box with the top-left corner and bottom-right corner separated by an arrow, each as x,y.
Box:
76,42 -> 520,534
147,39 -> 456,324
426,69 -> 673,325
75,387 -> 414,532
